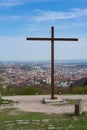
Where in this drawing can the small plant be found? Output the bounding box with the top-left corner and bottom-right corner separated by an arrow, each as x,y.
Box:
0,98 -> 14,105
58,91 -> 62,95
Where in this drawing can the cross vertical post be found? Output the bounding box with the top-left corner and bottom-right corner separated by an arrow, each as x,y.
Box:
51,27 -> 54,99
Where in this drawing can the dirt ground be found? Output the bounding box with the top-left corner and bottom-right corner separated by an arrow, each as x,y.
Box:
1,95 -> 87,114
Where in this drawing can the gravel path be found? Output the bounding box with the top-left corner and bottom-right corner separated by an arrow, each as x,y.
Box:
2,95 -> 87,114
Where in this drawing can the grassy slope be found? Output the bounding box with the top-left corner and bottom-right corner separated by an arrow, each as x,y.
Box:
0,108 -> 87,130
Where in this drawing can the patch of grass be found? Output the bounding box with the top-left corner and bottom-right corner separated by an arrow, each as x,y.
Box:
0,98 -> 14,105
65,99 -> 76,105
0,108 -> 87,130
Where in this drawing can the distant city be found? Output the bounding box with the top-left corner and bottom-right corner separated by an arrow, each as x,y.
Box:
0,60 -> 87,88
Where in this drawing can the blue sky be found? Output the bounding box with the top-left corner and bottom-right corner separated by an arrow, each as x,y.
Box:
0,0 -> 87,61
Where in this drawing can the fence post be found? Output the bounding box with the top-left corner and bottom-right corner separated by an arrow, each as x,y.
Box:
75,99 -> 83,116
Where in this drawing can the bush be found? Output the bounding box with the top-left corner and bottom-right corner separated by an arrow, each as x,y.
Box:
0,85 -> 37,96
1,84 -> 87,95
72,86 -> 87,94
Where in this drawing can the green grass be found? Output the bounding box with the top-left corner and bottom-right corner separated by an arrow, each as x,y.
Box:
0,98 -> 14,105
0,108 -> 87,130
65,99 -> 76,105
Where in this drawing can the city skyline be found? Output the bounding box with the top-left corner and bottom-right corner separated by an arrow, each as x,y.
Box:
0,0 -> 87,61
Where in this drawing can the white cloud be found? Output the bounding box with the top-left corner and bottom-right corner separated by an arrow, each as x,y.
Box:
33,8 -> 87,21
0,0 -> 58,7
72,8 -> 87,16
0,0 -> 24,7
1,8 -> 87,22
0,15 -> 21,21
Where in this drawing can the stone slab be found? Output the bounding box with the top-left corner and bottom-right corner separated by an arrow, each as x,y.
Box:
43,97 -> 68,104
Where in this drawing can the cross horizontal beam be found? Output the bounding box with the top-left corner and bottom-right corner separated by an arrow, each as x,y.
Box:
26,37 -> 78,41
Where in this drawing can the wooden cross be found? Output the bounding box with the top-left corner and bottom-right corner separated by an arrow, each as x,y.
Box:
26,26 -> 78,99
